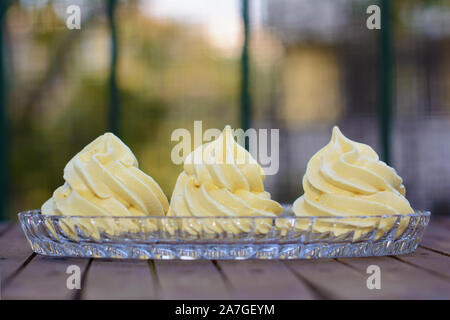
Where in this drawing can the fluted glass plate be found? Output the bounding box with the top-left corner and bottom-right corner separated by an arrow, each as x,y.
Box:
18,210 -> 430,260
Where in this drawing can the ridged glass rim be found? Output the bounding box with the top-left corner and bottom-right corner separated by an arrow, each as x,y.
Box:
17,209 -> 431,259
18,209 -> 431,220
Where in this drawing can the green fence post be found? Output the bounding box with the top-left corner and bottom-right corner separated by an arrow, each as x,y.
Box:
240,0 -> 251,135
378,0 -> 393,165
0,1 -> 10,221
107,0 -> 120,136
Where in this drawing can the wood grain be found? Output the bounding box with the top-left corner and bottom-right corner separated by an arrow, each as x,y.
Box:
396,247 -> 450,278
154,260 -> 230,299
421,222 -> 450,255
217,260 -> 316,299
2,255 -> 90,299
285,259 -> 377,299
340,256 -> 450,299
0,225 -> 34,282
1,218 -> 449,299
83,259 -> 156,299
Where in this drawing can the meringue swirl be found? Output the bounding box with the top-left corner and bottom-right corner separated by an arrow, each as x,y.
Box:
168,126 -> 282,234
42,132 -> 169,237
292,127 -> 413,238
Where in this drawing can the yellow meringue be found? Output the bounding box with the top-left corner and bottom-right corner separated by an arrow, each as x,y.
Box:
168,126 -> 283,235
292,126 -> 413,239
42,132 -> 169,238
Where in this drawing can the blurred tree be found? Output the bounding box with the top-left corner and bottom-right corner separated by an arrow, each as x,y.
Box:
8,1 -> 240,216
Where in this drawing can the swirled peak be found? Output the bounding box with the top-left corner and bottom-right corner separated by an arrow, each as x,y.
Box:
169,126 -> 282,222
42,132 -> 169,217
183,125 -> 266,193
293,126 -> 413,218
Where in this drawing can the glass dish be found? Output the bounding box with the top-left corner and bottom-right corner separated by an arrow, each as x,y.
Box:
18,210 -> 430,260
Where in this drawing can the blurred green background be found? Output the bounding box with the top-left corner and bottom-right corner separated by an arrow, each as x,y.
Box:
1,0 -> 450,220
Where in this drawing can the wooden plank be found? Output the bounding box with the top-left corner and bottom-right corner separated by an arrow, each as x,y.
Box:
83,259 -> 156,299
2,256 -> 90,299
217,260 -> 316,299
0,223 -> 10,235
285,259 -> 378,299
429,218 -> 450,230
154,260 -> 230,299
434,218 -> 450,230
396,247 -> 450,278
0,225 -> 34,282
420,222 -> 450,255
340,256 -> 450,299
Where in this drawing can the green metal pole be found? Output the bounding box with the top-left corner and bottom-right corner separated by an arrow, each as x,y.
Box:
107,0 -> 120,136
0,1 -> 10,221
240,0 -> 251,134
378,0 -> 393,165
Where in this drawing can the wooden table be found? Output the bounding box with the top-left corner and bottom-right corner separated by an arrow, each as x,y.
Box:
1,218 -> 449,300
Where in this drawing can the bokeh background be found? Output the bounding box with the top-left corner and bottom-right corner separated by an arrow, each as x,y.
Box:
1,0 -> 449,220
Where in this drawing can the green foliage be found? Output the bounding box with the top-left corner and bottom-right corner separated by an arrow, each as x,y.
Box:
8,3 -> 240,217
